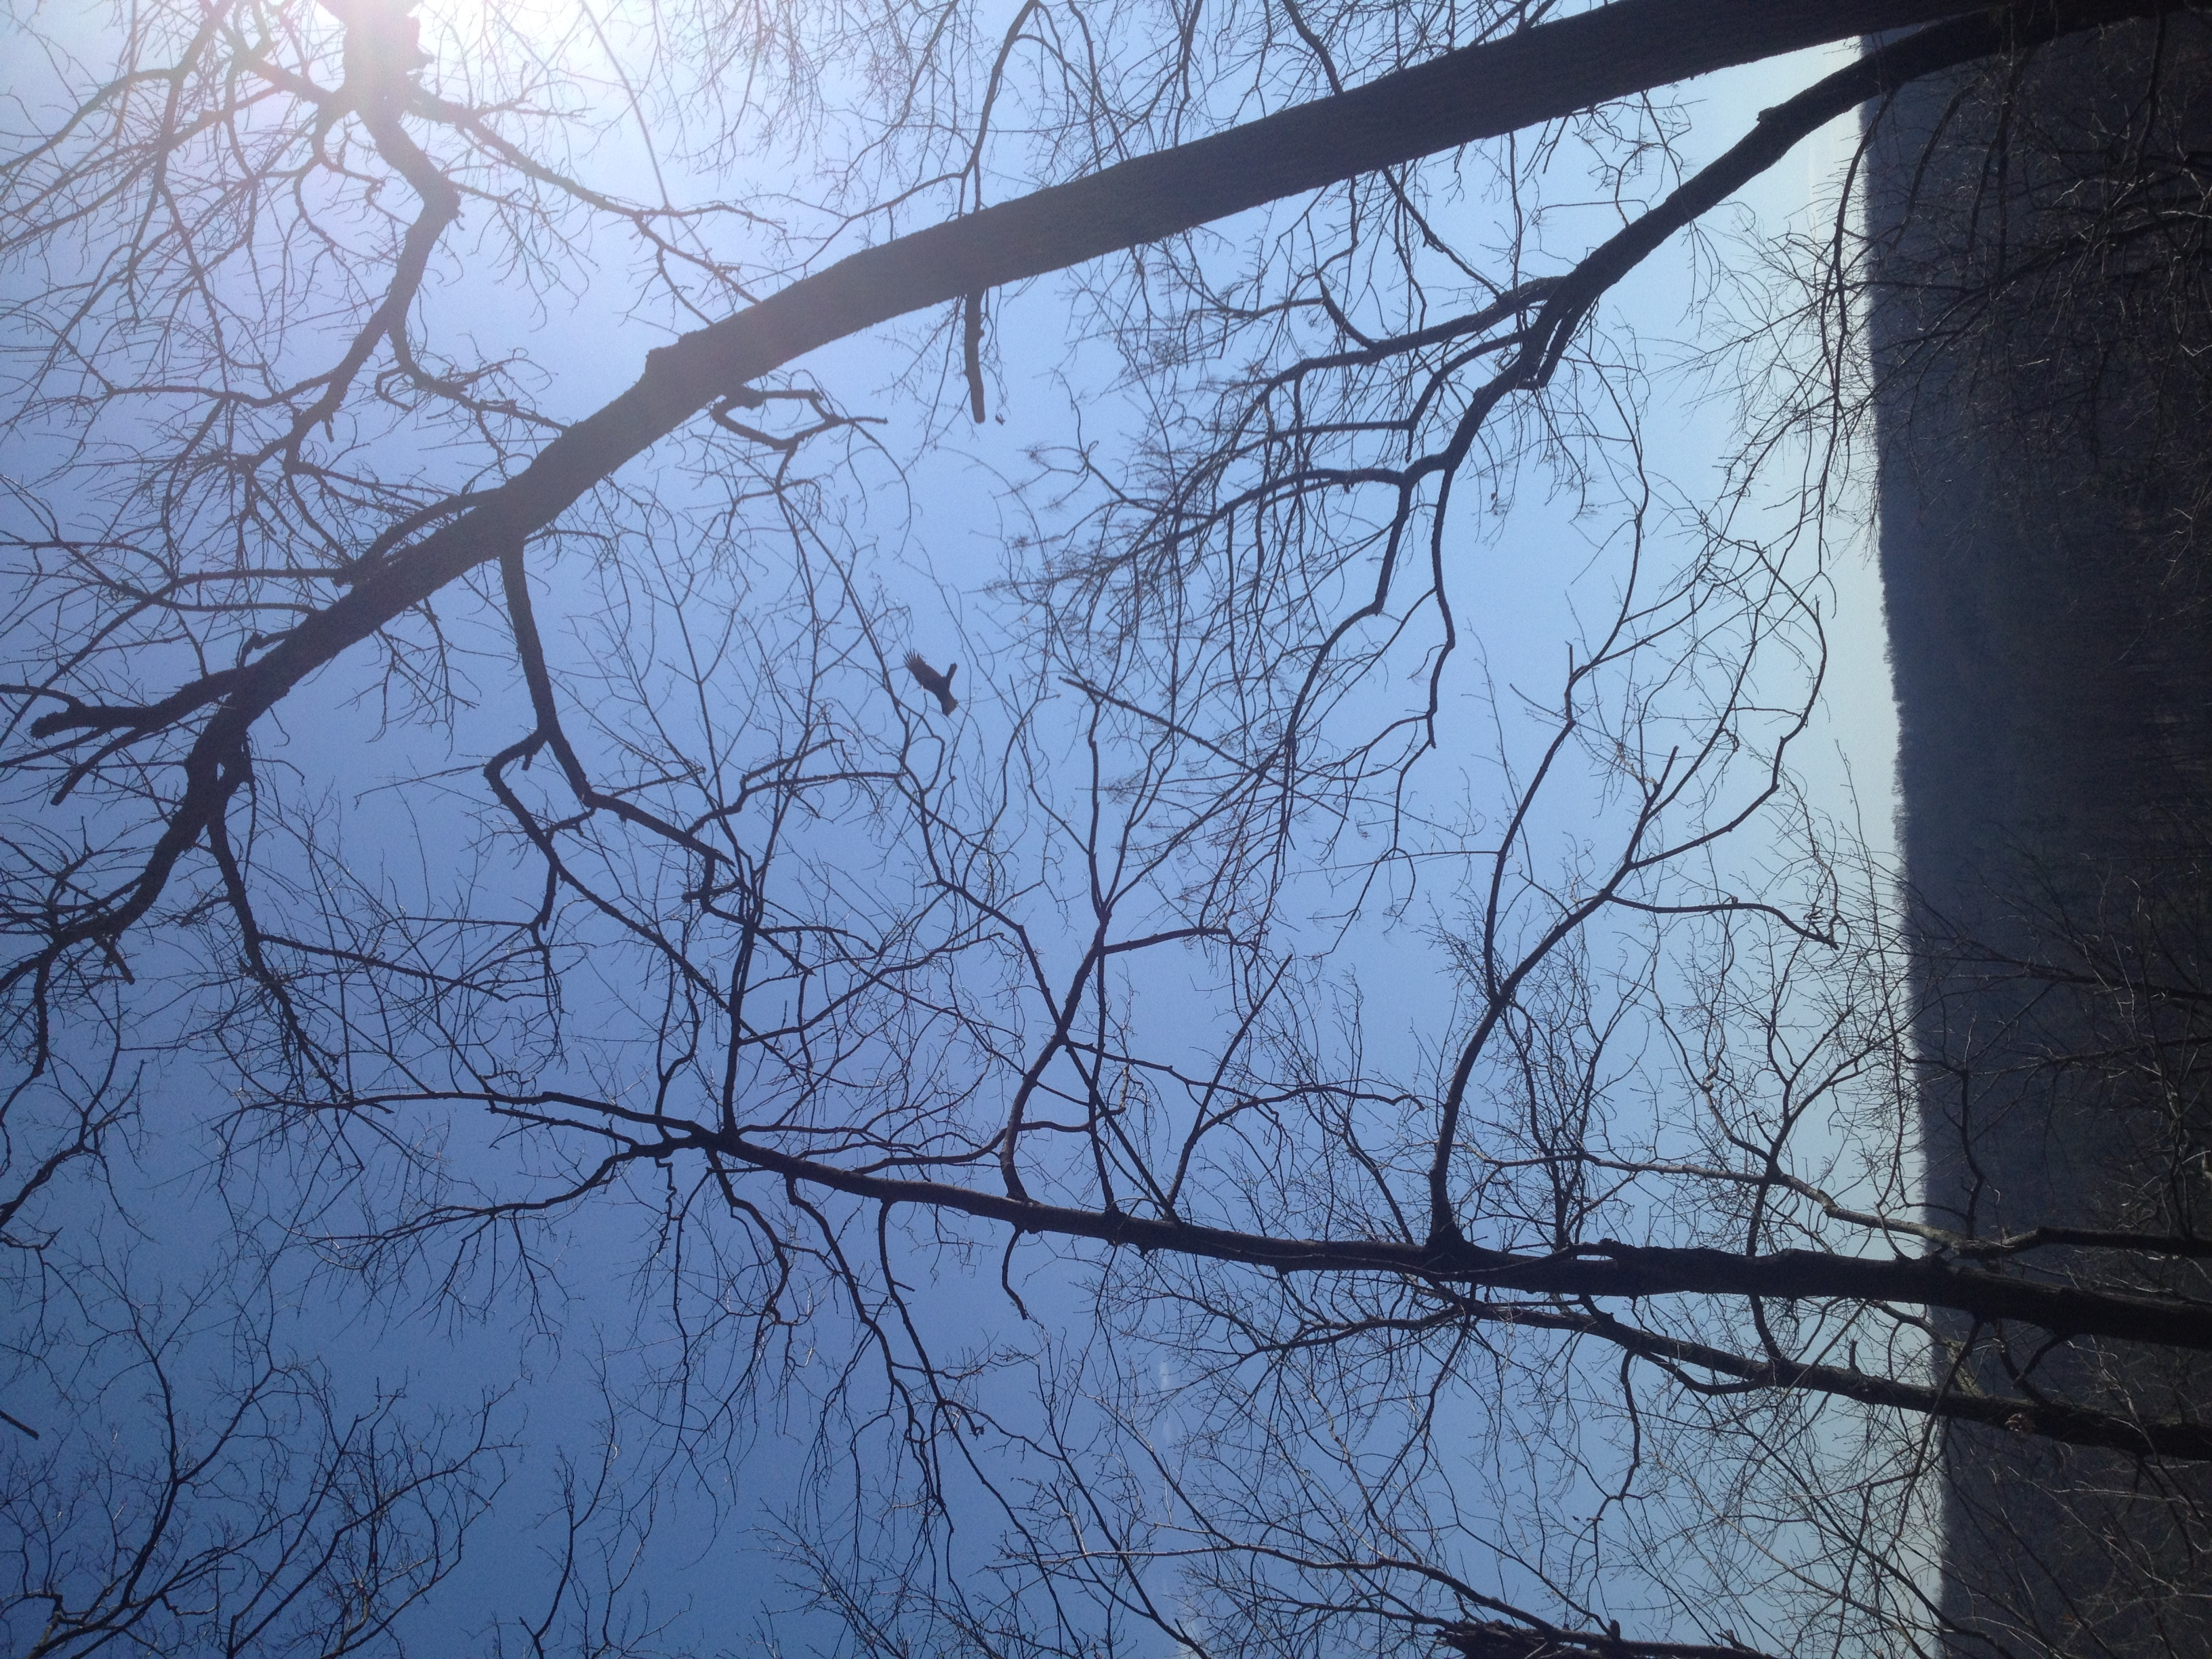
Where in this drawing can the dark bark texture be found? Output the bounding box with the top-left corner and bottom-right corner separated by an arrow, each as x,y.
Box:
1866,9 -> 2212,1651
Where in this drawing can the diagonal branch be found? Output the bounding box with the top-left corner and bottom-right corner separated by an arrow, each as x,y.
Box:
7,0 -> 2174,987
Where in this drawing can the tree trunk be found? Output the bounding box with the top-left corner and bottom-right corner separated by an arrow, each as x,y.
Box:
1866,10 -> 2212,1650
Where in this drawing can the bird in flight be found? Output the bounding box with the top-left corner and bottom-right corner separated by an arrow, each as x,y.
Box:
905,652 -> 959,714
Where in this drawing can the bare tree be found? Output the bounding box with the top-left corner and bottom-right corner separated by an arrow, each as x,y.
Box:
3,0 -> 2209,1654
0,1252 -> 503,1657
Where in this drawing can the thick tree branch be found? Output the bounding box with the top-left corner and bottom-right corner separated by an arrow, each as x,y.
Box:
11,0 -> 2175,977
334,1087 -> 2212,1353
705,1127 -> 2212,1351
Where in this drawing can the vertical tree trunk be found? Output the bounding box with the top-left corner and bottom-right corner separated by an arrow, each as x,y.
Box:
1865,14 -> 2212,1651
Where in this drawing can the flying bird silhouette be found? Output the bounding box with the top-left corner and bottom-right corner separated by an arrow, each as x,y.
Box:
905,652 -> 959,714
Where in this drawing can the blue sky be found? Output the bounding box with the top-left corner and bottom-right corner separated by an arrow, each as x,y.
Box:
0,18 -> 1910,1654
